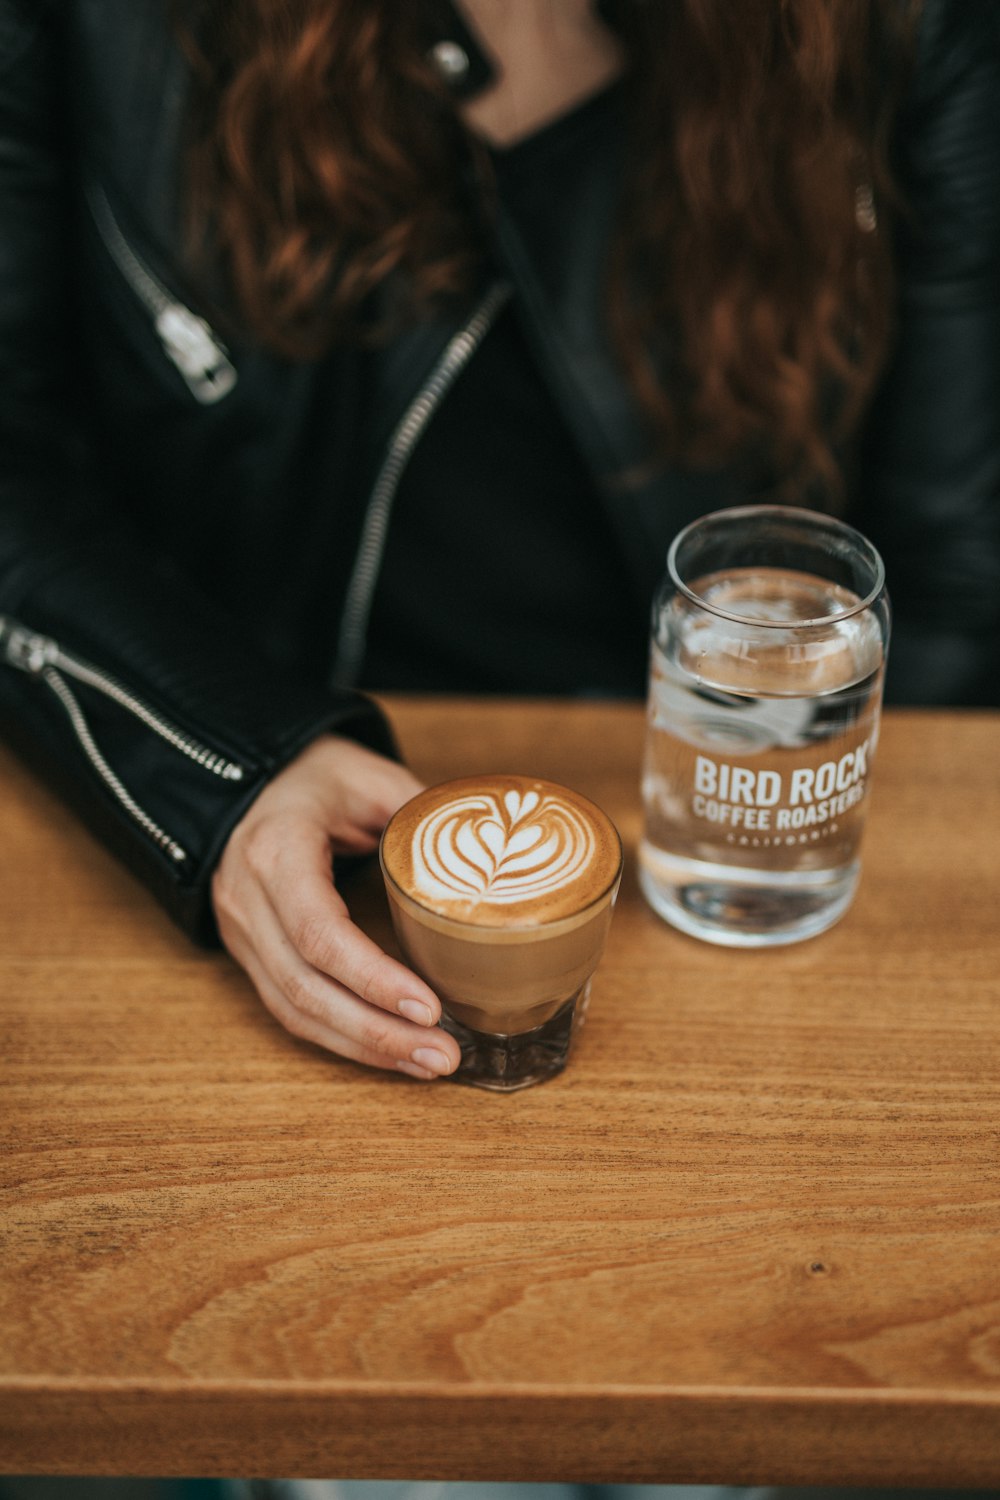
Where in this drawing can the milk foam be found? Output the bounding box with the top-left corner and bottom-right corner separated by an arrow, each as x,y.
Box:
382,775 -> 621,928
412,787 -> 595,908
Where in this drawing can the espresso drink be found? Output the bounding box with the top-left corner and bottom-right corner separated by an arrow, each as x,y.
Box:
380,775 -> 622,1090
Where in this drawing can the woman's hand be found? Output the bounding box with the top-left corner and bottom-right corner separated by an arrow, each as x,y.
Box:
211,735 -> 461,1080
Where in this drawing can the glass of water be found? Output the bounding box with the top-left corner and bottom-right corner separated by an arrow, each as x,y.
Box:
639,505 -> 890,946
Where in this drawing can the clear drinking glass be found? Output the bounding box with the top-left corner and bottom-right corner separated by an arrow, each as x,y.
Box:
381,775 -> 623,1091
639,505 -> 890,946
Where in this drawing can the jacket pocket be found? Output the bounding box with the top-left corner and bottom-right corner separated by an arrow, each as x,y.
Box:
85,181 -> 237,406
1,615 -> 247,865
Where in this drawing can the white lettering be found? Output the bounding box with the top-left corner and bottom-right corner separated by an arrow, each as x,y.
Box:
730,767 -> 755,805
814,761 -> 837,799
691,749 -> 869,829
790,768 -> 814,805
695,756 -> 717,795
757,771 -> 781,807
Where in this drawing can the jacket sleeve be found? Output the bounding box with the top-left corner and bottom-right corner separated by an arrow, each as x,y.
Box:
0,0 -> 397,945
856,0 -> 1000,707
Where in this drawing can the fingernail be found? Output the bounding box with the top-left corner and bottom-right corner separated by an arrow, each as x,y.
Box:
397,1060 -> 438,1081
398,998 -> 434,1026
411,1047 -> 455,1076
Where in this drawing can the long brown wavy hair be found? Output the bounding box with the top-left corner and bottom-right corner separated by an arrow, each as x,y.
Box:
181,0 -> 916,498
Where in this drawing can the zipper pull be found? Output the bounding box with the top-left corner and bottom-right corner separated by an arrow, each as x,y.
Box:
155,304 -> 238,404
0,619 -> 58,674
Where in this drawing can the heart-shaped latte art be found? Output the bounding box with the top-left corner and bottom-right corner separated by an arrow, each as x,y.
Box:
412,788 -> 595,906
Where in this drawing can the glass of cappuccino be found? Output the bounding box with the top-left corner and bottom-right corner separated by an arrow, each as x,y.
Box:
640,505 -> 890,947
380,774 -> 623,1091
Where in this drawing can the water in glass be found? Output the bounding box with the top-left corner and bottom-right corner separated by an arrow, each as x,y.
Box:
640,566 -> 885,945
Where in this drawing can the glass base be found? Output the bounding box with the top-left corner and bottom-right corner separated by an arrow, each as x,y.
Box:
639,843 -> 860,948
439,984 -> 591,1092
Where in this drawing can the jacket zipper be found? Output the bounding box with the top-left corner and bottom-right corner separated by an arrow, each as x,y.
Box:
86,183 -> 237,405
1,617 -> 246,865
331,280 -> 511,688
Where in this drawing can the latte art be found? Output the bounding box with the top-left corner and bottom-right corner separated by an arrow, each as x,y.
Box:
413,788 -> 595,907
382,773 -> 622,929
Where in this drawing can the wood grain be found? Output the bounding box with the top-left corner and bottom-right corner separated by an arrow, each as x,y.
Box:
1,700 -> 999,1483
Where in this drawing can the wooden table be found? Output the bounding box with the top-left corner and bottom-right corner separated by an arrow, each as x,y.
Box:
2,700 -> 999,1486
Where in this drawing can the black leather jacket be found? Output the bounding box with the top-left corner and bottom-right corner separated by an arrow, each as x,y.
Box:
2,0 -> 999,943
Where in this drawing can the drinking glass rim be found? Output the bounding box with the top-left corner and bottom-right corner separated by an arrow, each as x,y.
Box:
383,852 -> 626,930
667,504 -> 887,628
379,822 -> 624,933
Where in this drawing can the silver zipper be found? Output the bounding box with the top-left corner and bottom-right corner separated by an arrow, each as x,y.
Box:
1,617 -> 246,865
331,281 -> 512,688
86,183 -> 237,405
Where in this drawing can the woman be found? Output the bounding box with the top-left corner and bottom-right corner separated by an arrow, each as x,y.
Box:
1,0 -> 998,1080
